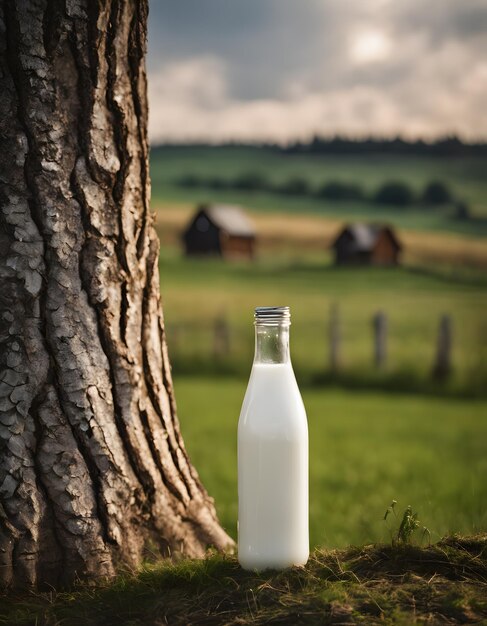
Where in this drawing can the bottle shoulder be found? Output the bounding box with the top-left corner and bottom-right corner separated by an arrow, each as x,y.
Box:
238,363 -> 307,437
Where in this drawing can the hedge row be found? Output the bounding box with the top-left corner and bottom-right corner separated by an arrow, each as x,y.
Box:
175,174 -> 454,207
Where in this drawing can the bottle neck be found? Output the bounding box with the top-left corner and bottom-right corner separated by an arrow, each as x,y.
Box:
254,322 -> 290,364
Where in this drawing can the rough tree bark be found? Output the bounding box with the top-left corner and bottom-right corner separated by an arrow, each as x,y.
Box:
0,0 -> 233,589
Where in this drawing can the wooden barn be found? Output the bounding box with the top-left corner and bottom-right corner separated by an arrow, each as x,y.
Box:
331,223 -> 401,266
182,204 -> 256,259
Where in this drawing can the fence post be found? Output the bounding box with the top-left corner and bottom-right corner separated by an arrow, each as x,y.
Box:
213,314 -> 230,360
373,311 -> 387,369
169,323 -> 180,355
432,314 -> 452,381
329,302 -> 340,373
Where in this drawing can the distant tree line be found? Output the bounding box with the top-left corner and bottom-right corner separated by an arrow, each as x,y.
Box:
282,135 -> 487,158
152,135 -> 487,158
174,173 -> 469,215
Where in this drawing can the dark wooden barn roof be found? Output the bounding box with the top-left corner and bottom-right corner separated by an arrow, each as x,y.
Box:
196,205 -> 255,237
332,223 -> 401,252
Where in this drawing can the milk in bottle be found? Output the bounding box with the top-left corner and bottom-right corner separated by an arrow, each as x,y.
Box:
238,306 -> 309,570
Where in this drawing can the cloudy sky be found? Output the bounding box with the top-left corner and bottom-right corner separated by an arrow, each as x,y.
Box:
147,0 -> 487,144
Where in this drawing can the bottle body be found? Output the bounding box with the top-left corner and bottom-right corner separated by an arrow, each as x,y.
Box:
238,308 -> 309,570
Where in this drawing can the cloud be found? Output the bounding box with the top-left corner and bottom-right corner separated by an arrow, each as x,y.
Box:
349,29 -> 392,65
147,1 -> 487,142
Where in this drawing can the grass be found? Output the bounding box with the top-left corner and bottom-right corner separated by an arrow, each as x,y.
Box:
157,246 -> 487,393
1,535 -> 485,624
152,148 -> 487,393
150,146 -> 487,236
1,380 -> 485,623
174,377 -> 487,549
151,146 -> 487,391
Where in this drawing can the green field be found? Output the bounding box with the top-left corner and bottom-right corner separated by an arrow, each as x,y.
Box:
158,245 -> 487,551
150,146 -> 487,236
175,377 -> 487,549
160,250 -> 487,391
152,145 -> 487,555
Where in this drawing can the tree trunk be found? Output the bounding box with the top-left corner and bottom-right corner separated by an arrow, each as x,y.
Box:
0,0 -> 233,589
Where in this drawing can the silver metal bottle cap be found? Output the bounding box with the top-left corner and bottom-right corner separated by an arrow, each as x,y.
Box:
254,306 -> 291,324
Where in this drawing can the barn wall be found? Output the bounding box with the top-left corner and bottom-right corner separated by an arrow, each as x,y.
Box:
334,233 -> 354,265
334,236 -> 371,265
183,221 -> 221,255
372,233 -> 399,265
220,234 -> 255,259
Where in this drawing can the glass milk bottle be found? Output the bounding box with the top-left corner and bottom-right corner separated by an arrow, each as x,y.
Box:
238,306 -> 309,570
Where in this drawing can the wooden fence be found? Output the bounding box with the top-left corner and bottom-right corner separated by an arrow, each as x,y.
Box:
166,307 -> 454,381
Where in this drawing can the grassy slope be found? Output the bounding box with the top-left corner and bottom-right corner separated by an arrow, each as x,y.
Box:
175,377 -> 487,549
150,146 -> 487,236
2,536 -> 486,625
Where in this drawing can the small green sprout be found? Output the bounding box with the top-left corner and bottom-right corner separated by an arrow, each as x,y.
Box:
383,501 -> 431,546
383,499 -> 397,522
